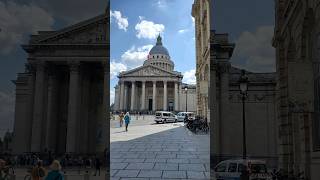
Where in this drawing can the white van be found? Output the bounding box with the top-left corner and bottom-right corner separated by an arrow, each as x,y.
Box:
155,111 -> 177,123
176,112 -> 195,122
213,159 -> 272,180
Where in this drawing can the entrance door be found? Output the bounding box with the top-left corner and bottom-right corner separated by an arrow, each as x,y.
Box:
148,99 -> 153,111
169,102 -> 174,111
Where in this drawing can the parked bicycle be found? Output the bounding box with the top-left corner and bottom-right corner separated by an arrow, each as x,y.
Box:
186,116 -> 209,134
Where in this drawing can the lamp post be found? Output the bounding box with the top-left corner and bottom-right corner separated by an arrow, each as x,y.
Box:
239,69 -> 248,160
185,87 -> 188,112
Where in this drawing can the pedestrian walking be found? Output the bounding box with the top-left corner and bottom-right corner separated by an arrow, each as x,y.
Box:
45,160 -> 64,180
31,160 -> 46,180
119,112 -> 124,127
93,157 -> 101,176
124,112 -> 131,132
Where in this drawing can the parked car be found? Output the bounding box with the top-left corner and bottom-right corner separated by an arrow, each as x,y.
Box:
155,111 -> 177,123
212,159 -> 272,180
175,112 -> 195,122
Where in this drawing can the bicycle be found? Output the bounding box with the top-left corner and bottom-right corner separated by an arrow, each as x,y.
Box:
0,166 -> 15,180
23,167 -> 33,180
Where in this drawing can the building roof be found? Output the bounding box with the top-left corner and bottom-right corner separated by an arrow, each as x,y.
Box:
149,35 -> 170,56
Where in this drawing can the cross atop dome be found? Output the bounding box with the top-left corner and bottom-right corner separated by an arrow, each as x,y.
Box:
156,34 -> 162,46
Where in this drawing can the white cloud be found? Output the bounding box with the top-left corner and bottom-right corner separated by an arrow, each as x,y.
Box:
154,0 -> 167,9
110,10 -> 129,32
0,1 -> 54,54
121,44 -> 153,68
178,29 -> 188,34
32,0 -> 107,23
0,91 -> 15,137
183,69 -> 196,84
135,19 -> 165,39
110,89 -> 115,105
110,61 -> 127,79
191,16 -> 195,26
233,26 -> 275,72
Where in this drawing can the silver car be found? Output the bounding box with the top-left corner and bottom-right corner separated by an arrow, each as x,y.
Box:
155,111 -> 177,123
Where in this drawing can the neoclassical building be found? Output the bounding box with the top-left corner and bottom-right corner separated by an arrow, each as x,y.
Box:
192,0 -> 210,121
273,1 -> 320,179
12,11 -> 109,154
114,35 -> 197,113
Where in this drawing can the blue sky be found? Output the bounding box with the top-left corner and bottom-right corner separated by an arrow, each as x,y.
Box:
0,0 -> 275,136
110,0 -> 196,104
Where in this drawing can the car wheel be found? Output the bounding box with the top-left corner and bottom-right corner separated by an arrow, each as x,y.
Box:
156,121 -> 159,124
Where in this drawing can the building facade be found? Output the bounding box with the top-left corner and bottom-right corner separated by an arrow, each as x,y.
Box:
12,12 -> 109,154
210,33 -> 278,166
192,0 -> 210,120
273,1 -> 320,179
114,35 -> 197,113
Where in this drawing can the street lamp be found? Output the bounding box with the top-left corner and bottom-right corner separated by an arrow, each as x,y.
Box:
239,69 -> 248,160
185,87 -> 188,112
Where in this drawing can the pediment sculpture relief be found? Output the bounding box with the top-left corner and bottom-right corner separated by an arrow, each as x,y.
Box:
41,23 -> 107,44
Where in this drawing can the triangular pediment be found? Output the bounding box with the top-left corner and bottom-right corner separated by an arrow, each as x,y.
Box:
32,14 -> 108,45
119,65 -> 179,77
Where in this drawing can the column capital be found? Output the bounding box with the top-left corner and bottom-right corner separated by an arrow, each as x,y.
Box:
68,61 -> 80,73
34,61 -> 46,72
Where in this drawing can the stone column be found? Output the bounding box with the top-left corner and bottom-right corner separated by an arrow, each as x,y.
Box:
141,81 -> 146,110
120,80 -> 124,111
31,61 -> 46,152
97,62 -> 108,152
174,82 -> 179,111
163,81 -> 167,111
219,62 -> 230,153
66,62 -> 80,153
124,83 -> 128,111
152,81 -> 157,111
130,81 -> 136,111
45,69 -> 58,151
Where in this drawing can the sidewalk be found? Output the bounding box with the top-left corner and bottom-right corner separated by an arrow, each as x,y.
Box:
110,122 -> 210,179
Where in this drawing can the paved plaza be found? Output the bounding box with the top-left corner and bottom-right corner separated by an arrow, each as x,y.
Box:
110,115 -> 210,179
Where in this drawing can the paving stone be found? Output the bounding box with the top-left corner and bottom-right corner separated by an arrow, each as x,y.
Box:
110,158 -> 124,163
111,163 -> 129,170
162,171 -> 187,179
179,163 -> 206,171
166,158 -> 189,163
122,154 -> 140,158
177,154 -> 197,159
156,154 -> 177,159
154,163 -> 179,170
110,169 -> 118,177
114,170 -> 139,177
123,158 -> 146,163
204,171 -> 210,179
145,158 -> 167,163
138,170 -> 162,178
126,162 -> 155,170
187,171 -> 206,179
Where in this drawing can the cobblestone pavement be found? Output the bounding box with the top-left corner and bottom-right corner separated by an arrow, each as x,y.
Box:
110,117 -> 210,180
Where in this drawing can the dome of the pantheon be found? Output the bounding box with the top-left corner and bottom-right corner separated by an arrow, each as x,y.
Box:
149,35 -> 170,56
144,34 -> 174,72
